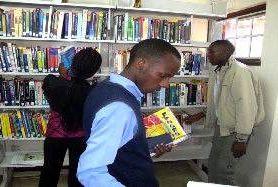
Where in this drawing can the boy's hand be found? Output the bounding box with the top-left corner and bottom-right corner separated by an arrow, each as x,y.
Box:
154,143 -> 173,158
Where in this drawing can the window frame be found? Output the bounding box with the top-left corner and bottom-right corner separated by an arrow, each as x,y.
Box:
220,3 -> 266,66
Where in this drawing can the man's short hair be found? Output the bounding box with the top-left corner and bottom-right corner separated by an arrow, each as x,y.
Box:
209,40 -> 235,57
128,38 -> 181,65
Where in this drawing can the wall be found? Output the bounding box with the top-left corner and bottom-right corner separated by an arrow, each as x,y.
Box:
237,0 -> 278,186
259,0 -> 278,186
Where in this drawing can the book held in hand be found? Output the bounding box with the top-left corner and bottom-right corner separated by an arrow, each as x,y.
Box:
143,107 -> 188,156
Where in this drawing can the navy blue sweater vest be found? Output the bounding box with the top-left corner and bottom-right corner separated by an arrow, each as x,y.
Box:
83,80 -> 159,187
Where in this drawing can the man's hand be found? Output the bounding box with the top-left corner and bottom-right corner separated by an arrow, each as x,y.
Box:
183,112 -> 205,124
231,141 -> 247,158
153,143 -> 173,158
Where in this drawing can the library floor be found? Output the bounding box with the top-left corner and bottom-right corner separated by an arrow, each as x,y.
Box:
11,161 -> 201,187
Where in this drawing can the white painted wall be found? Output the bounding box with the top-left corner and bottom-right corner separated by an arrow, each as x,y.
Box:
234,0 -> 278,186
259,1 -> 278,186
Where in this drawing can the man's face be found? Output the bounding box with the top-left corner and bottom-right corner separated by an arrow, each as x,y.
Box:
207,47 -> 221,66
137,54 -> 180,93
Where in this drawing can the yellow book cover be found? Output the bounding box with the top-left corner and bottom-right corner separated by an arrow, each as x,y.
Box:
16,111 -> 26,138
0,114 -> 8,138
2,14 -> 7,37
143,107 -> 188,154
153,107 -> 187,144
5,113 -> 12,138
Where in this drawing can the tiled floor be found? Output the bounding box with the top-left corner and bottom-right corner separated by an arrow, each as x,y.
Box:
11,161 -> 201,187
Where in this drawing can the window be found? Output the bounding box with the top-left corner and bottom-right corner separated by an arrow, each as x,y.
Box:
223,14 -> 265,65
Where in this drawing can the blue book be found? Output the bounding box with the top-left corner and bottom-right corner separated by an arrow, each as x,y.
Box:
38,9 -> 43,38
60,46 -> 75,69
0,47 -> 7,71
5,12 -> 10,37
192,53 -> 201,75
22,111 -> 31,138
63,13 -> 69,39
23,53 -> 29,72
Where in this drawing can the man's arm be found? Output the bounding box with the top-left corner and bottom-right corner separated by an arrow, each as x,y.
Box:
231,69 -> 257,136
77,102 -> 137,187
231,68 -> 258,158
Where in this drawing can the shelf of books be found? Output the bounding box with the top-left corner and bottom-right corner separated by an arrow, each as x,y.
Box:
0,137 -> 45,141
0,37 -> 115,43
0,105 -> 49,110
0,72 -> 108,78
0,72 -> 59,76
0,2 -> 216,182
114,41 -> 209,48
141,105 -> 206,113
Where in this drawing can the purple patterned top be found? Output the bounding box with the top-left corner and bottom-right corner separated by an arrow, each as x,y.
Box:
46,111 -> 85,138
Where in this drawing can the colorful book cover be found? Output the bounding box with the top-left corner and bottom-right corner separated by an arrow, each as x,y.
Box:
143,107 -> 188,155
60,46 -> 75,69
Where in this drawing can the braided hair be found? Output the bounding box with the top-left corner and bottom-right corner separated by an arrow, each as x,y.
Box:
43,48 -> 102,131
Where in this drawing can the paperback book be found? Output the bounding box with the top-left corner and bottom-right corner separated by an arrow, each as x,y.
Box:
143,107 -> 188,156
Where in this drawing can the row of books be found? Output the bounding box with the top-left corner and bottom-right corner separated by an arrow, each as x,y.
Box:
180,51 -> 205,76
141,83 -> 208,107
0,7 -> 193,44
0,7 -> 111,40
113,49 -> 205,75
114,13 -> 191,43
0,78 -> 47,106
0,42 -> 91,73
0,110 -> 48,138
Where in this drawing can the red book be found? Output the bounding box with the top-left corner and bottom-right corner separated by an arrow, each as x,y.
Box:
48,48 -> 58,72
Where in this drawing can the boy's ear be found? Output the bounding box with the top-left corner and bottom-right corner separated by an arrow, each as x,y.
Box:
134,58 -> 146,71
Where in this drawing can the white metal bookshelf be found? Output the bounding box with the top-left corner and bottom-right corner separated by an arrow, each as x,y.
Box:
0,0 -> 115,9
0,37 -> 115,44
115,40 -> 210,48
116,6 -> 226,19
0,137 -> 45,141
0,0 -> 225,19
0,104 -> 206,111
0,151 -> 69,168
0,105 -> 49,110
141,105 -> 207,113
0,0 -> 220,184
0,127 -> 213,168
0,36 -> 210,48
0,72 -> 109,77
173,74 -> 209,79
0,72 -> 59,77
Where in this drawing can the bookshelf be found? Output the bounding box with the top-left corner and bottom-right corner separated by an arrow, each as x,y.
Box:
115,6 -> 226,19
0,151 -> 68,168
0,72 -> 108,77
0,105 -> 49,110
0,36 -> 116,43
141,105 -> 207,113
0,0 -> 223,185
0,0 -> 115,9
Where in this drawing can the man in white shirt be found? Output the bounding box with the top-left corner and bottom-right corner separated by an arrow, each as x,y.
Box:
206,40 -> 259,186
